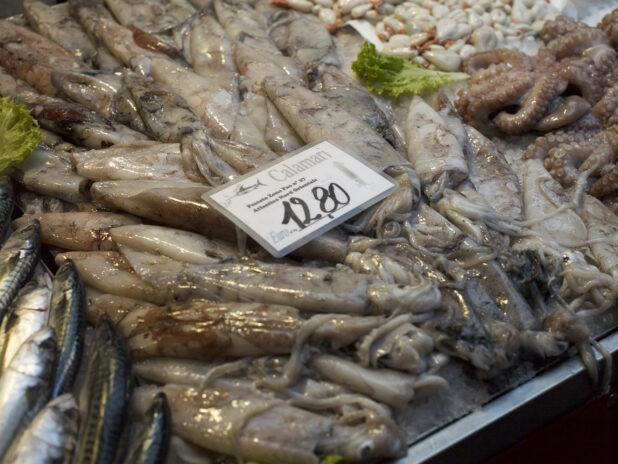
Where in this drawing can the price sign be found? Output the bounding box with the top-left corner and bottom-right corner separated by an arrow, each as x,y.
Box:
204,141 -> 397,257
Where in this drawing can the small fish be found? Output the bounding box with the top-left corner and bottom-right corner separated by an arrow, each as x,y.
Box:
123,392 -> 170,464
0,220 -> 41,324
2,393 -> 80,464
233,179 -> 266,197
0,273 -> 52,374
0,327 -> 56,458
0,176 -> 14,242
74,314 -> 131,464
50,260 -> 86,398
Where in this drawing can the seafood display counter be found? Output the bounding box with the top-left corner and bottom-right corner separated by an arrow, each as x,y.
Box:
0,0 -> 617,463
402,329 -> 618,464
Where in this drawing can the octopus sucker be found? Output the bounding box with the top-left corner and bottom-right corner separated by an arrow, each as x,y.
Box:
546,27 -> 610,61
558,56 -> 605,105
493,71 -> 562,135
598,8 -> 618,47
590,165 -> 618,198
544,138 -> 614,188
538,16 -> 580,44
459,71 -> 536,133
592,84 -> 618,125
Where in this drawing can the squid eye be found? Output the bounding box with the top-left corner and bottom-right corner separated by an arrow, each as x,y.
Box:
359,443 -> 373,459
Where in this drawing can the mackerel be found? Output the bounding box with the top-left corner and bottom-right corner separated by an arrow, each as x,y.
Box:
50,260 -> 86,398
0,328 -> 56,458
0,221 -> 41,324
74,315 -> 131,464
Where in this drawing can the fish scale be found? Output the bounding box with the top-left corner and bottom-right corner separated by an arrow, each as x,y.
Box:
0,327 -> 56,459
0,221 -> 41,324
74,315 -> 131,464
50,259 -> 86,398
0,176 -> 14,244
122,392 -> 170,464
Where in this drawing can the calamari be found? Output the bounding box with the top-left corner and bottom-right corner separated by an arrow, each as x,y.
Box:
12,212 -> 139,252
132,383 -> 406,463
0,19 -> 87,96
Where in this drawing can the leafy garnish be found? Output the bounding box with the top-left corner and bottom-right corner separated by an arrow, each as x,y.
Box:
321,455 -> 344,464
246,456 -> 343,464
352,42 -> 469,99
0,96 -> 41,173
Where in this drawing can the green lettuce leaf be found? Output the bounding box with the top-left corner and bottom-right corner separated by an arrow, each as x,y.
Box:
352,42 -> 469,99
321,455 -> 344,464
246,455 -> 343,464
0,96 -> 41,173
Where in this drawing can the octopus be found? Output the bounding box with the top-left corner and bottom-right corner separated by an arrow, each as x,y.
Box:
522,87 -> 618,210
455,11 -> 617,136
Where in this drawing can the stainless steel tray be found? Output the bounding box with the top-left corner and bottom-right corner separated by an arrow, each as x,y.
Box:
399,329 -> 618,463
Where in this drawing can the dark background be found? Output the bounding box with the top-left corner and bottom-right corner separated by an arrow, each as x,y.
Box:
3,0 -> 56,17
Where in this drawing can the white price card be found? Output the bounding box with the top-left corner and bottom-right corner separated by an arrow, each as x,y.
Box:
204,141 -> 397,257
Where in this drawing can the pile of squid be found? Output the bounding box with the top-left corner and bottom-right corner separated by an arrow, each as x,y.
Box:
456,12 -> 618,210
0,177 -> 169,464
0,1 -> 616,463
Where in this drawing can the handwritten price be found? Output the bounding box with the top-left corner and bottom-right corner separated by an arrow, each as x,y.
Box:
281,183 -> 350,229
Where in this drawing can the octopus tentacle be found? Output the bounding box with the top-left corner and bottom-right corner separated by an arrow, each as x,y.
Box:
462,49 -> 534,74
546,27 -> 610,60
456,12 -> 616,135
592,84 -> 618,125
463,71 -> 535,132
544,142 -> 596,186
579,138 -> 615,173
598,9 -> 618,47
535,96 -> 591,132
558,56 -> 605,104
523,130 -> 598,161
561,113 -> 604,132
493,71 -> 562,134
591,165 -> 618,198
582,45 -> 617,77
539,16 -> 580,44
603,123 -> 618,153
533,49 -> 559,71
